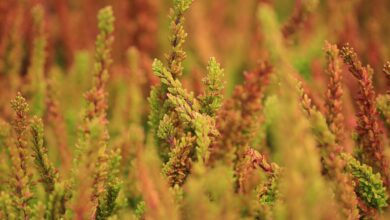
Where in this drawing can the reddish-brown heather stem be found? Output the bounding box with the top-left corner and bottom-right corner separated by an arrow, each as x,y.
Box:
238,148 -> 276,194
340,44 -> 389,187
298,84 -> 360,219
212,62 -> 272,164
212,62 -> 272,193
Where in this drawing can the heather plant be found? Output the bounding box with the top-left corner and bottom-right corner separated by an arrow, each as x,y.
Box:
340,45 -> 389,188
8,94 -> 35,219
71,6 -> 118,219
1,0 -> 390,220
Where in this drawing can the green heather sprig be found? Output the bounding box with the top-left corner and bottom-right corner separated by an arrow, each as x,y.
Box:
156,64 -> 218,165
30,117 -> 58,194
193,115 -> 215,165
148,87 -> 167,158
161,70 -> 218,165
28,5 -> 46,117
149,0 -> 225,186
9,93 -> 35,219
8,95 -> 69,220
342,154 -> 388,210
166,0 -> 193,78
148,0 -> 193,159
166,90 -> 218,165
157,114 -> 175,141
200,57 -> 225,116
152,59 -> 200,111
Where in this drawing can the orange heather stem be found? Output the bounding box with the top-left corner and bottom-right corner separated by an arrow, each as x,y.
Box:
324,42 -> 345,145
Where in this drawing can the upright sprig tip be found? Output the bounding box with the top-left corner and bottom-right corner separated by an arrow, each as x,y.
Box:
207,57 -> 224,80
340,44 -> 367,80
11,92 -> 29,115
98,6 -> 115,34
201,57 -> 224,116
205,57 -> 224,95
174,0 -> 193,12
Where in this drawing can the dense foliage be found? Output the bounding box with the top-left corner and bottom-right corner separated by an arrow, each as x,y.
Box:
1,0 -> 390,219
